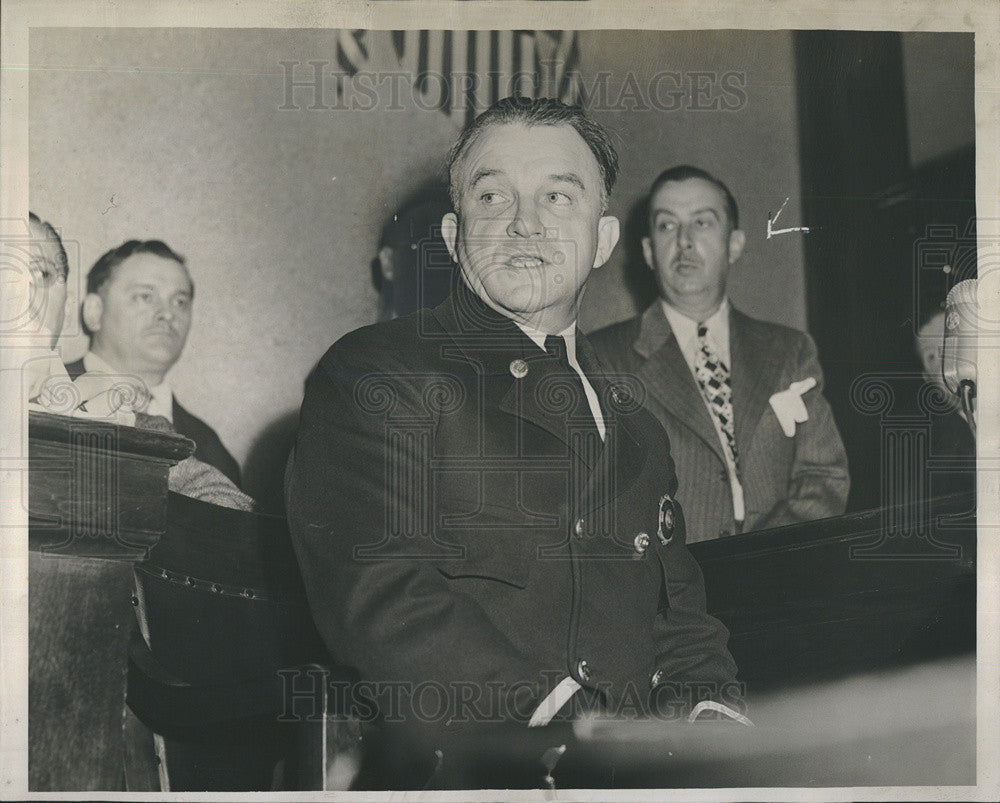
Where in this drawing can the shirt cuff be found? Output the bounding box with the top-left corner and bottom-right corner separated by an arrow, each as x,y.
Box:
528,676 -> 582,727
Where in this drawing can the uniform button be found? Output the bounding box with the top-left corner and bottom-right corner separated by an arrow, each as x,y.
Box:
719,530 -> 731,538
576,659 -> 592,682
650,668 -> 664,688
633,532 -> 650,555
574,518 -> 585,538
509,358 -> 529,379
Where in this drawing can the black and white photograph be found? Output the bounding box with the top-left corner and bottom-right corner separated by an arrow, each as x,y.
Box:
1,0 -> 997,798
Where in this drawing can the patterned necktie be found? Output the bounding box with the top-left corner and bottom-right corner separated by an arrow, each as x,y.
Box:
694,323 -> 739,469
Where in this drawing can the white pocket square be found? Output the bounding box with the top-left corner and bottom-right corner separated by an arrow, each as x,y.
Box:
769,377 -> 817,437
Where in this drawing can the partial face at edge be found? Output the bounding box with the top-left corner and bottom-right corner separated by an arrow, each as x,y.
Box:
917,311 -> 946,387
441,122 -> 619,332
28,219 -> 68,340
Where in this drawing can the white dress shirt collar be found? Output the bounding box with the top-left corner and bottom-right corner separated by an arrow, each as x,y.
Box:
82,351 -> 173,422
513,320 -> 605,440
661,298 -> 731,371
514,321 -> 578,358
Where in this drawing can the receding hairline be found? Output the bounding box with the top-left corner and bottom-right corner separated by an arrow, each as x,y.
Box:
451,121 -> 606,199
650,177 -> 734,225
95,251 -> 193,296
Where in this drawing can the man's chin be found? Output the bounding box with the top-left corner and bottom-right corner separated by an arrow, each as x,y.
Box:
665,275 -> 710,297
480,280 -> 550,317
136,349 -> 180,375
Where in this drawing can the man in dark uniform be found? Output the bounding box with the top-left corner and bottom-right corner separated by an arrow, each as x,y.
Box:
287,97 -> 739,787
66,240 -> 241,486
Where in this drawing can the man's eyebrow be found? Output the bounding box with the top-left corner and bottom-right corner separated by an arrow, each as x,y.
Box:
124,282 -> 192,296
549,172 -> 586,191
692,207 -> 722,218
651,207 -> 721,219
469,168 -> 504,189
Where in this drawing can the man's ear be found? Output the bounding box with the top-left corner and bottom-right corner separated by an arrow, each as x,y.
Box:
441,213 -> 459,263
728,228 -> 746,264
641,236 -> 654,270
377,246 -> 395,283
592,215 -> 621,269
81,292 -> 103,333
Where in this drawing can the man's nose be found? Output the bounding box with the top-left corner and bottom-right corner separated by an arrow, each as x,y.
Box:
676,222 -> 693,249
506,198 -> 543,238
155,302 -> 174,322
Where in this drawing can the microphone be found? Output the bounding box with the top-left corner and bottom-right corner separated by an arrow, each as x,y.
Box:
942,278 -> 977,431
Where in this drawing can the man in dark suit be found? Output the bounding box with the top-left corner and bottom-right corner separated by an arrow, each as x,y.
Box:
65,240 -> 241,486
590,166 -> 848,544
287,99 -> 740,786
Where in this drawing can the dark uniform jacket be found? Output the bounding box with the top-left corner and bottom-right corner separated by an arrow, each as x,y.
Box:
287,283 -> 737,730
589,302 -> 849,544
64,358 -> 242,487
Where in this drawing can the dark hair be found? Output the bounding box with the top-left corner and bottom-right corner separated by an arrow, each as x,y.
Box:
647,165 -> 740,230
86,240 -> 191,297
28,211 -> 69,279
447,95 -> 619,211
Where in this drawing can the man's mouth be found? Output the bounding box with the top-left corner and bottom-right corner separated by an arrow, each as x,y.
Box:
506,254 -> 546,269
673,260 -> 700,271
146,328 -> 176,339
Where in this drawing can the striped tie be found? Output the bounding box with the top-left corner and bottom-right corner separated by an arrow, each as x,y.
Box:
694,323 -> 739,469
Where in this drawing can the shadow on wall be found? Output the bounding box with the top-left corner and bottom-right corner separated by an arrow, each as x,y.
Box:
244,185 -> 459,515
372,182 -> 457,321
242,410 -> 301,515
619,195 -> 660,316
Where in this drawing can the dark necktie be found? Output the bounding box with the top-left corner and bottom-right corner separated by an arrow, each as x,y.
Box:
694,323 -> 739,470
543,334 -> 603,455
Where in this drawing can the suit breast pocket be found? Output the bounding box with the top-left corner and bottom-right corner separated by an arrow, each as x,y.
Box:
433,536 -> 533,589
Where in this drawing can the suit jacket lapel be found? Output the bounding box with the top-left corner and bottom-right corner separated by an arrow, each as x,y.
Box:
632,303 -> 725,465
729,307 -> 782,453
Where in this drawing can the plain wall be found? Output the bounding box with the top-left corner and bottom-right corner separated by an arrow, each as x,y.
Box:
29,28 -> 808,490
902,33 -> 976,168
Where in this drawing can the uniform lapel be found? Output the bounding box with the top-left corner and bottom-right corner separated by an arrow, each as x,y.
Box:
433,285 -> 601,469
729,307 -> 782,454
576,331 -> 644,499
500,344 -> 603,469
633,303 -> 726,465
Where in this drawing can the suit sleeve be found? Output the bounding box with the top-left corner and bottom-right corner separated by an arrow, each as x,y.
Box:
172,404 -> 242,488
191,427 -> 242,489
756,332 -> 850,529
286,347 -> 555,722
651,495 -> 739,704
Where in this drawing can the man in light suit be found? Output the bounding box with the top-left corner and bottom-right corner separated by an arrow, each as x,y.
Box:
590,166 -> 848,544
65,240 -> 241,487
288,100 -> 740,787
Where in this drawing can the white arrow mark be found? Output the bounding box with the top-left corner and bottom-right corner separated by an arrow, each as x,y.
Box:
767,196 -> 810,239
